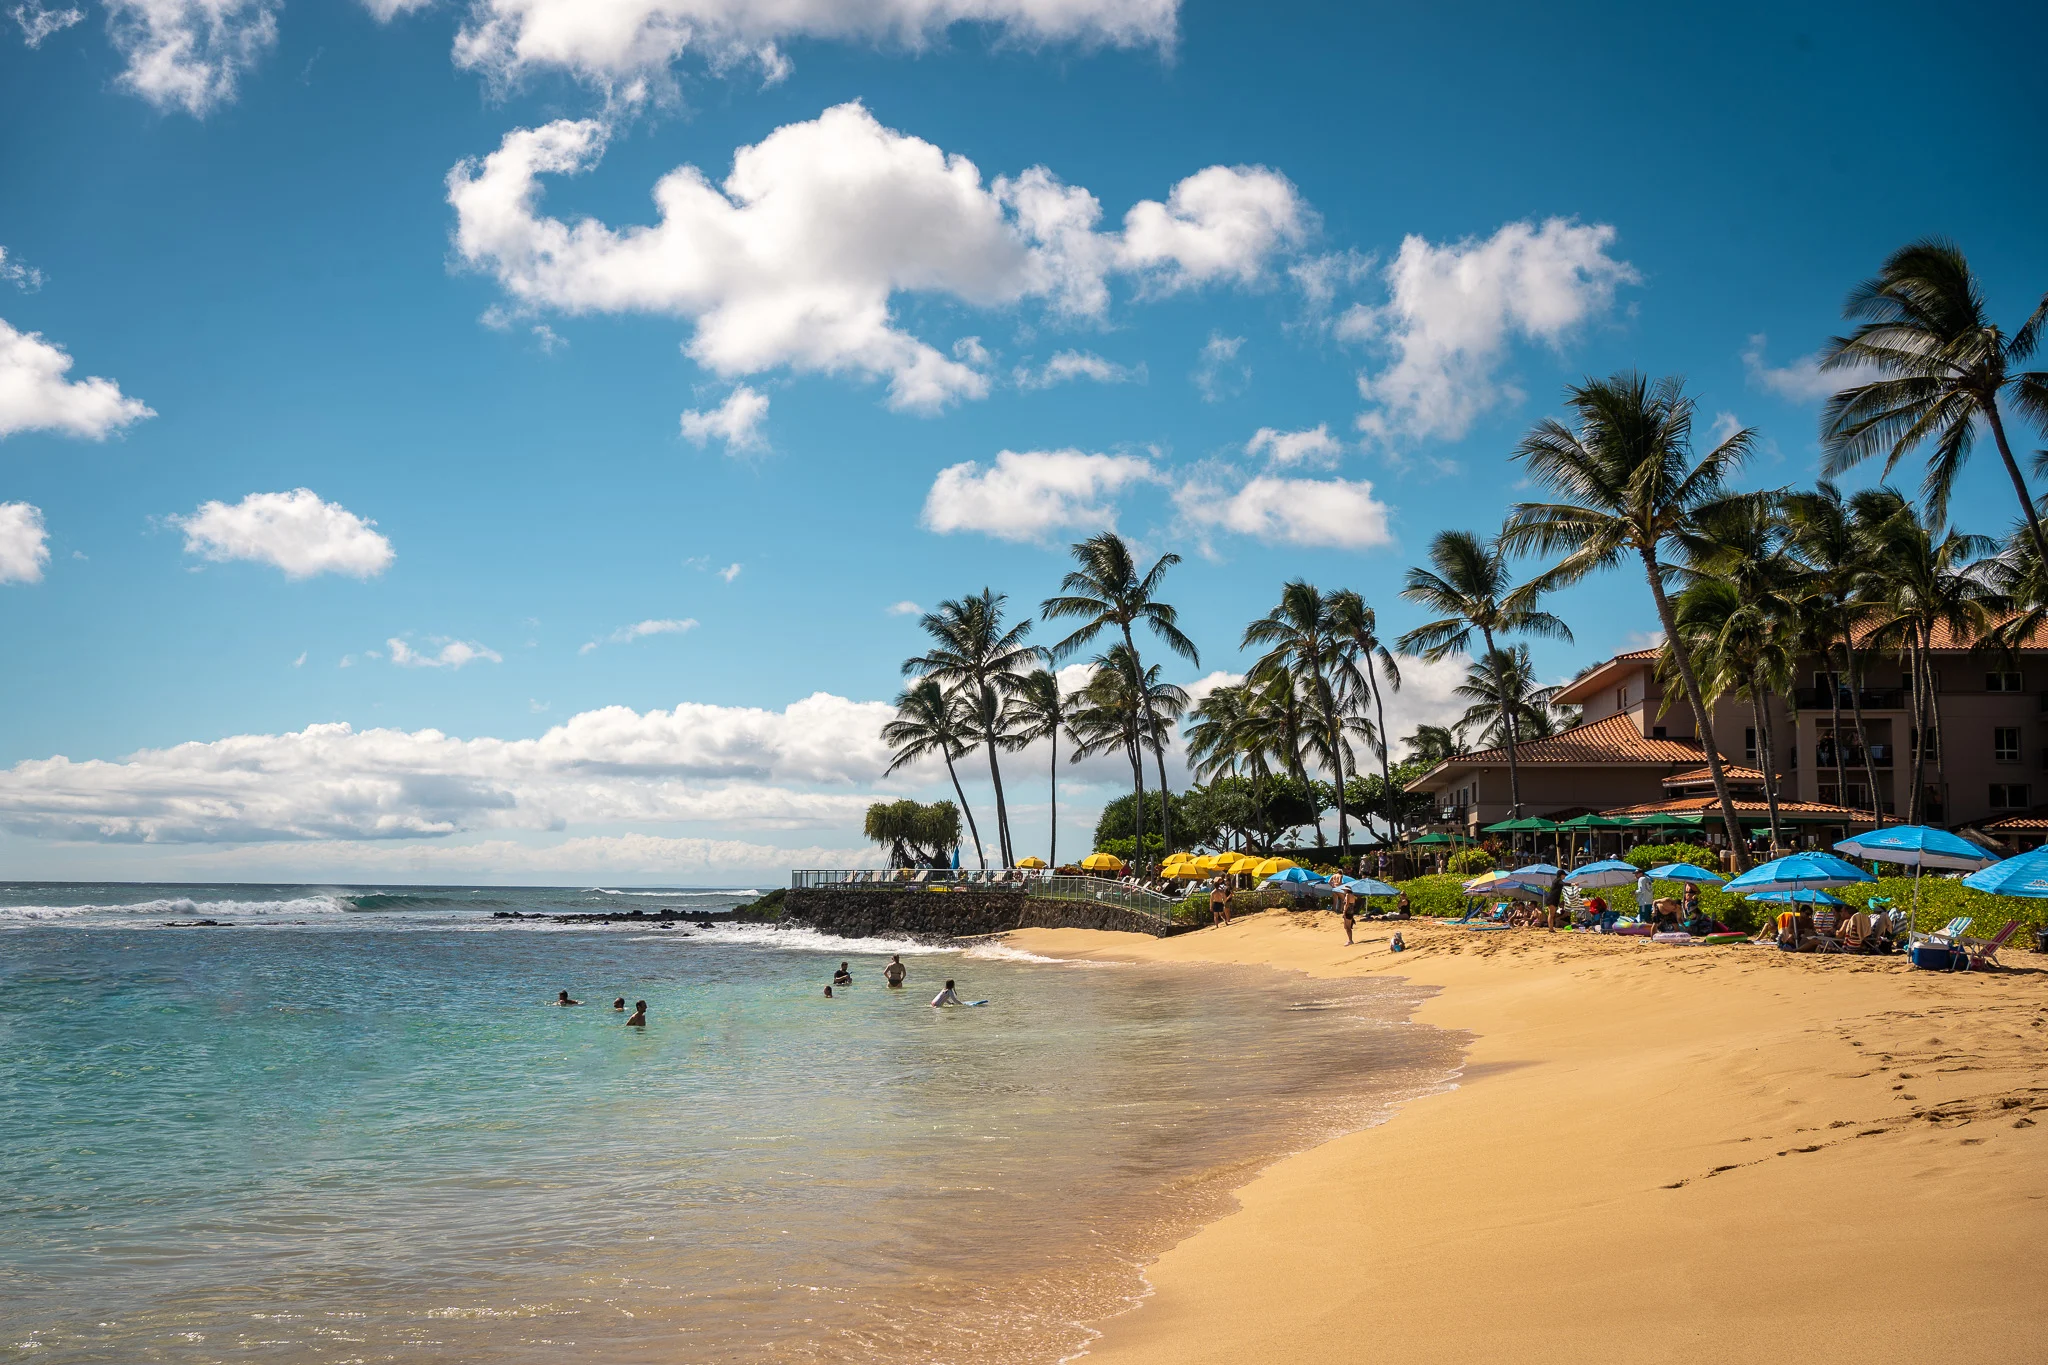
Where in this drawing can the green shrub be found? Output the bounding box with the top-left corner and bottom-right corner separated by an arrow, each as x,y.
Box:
1446,848 -> 1495,876
1834,874 -> 2048,939
1625,842 -> 1718,873
1394,874 -> 1474,918
1171,887 -> 1299,924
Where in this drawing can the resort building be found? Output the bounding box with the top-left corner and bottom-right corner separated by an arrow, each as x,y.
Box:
1407,630 -> 2048,847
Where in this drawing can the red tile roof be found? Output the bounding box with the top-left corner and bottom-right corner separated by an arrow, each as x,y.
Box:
1978,808 -> 2048,831
1601,796 -> 1873,822
1457,712 -> 1708,767
1663,764 -> 1767,786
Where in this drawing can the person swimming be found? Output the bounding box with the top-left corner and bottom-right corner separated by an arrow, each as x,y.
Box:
832,962 -> 853,985
884,955 -> 906,988
553,990 -> 582,1006
625,1000 -> 647,1026
823,985 -> 835,998
612,997 -> 626,1011
930,979 -> 963,1007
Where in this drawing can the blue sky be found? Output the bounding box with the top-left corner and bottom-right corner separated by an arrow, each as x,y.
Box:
1,0 -> 2043,883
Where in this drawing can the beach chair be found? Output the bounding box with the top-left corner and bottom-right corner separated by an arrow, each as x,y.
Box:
1909,915 -> 1972,950
1957,920 -> 2020,970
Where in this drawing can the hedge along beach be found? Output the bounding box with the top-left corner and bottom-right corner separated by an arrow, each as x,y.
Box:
1004,912 -> 2048,1364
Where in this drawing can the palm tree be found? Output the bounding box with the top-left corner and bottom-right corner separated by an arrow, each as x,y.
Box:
1505,372 -> 1755,864
1246,663 -> 1325,846
1669,578 -> 1799,850
1852,490 -> 1994,825
881,679 -> 986,868
1820,239 -> 2048,561
1452,646 -> 1561,751
1404,724 -> 1466,768
1185,681 -> 1272,851
1066,644 -> 1168,859
1002,668 -> 1071,867
1243,581 -> 1352,855
1398,528 -> 1572,817
1327,589 -> 1403,842
1042,532 -> 1199,858
1782,481 -> 1889,823
903,589 -> 1041,867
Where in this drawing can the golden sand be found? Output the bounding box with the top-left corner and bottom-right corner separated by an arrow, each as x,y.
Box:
1006,913 -> 2048,1365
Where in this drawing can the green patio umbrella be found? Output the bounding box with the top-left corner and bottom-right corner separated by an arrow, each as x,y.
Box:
1628,812 -> 1703,828
1482,817 -> 1560,833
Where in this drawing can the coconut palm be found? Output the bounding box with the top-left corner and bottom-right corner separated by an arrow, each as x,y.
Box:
1002,668 -> 1071,868
903,589 -> 1042,867
1066,644 -> 1170,860
1397,528 -> 1571,817
1042,533 -> 1199,855
1782,481 -> 1889,824
1326,589 -> 1404,837
1243,582 -> 1353,855
1668,578 -> 1800,850
1819,239 -> 2048,560
1451,646 -> 1561,751
1403,724 -> 1466,768
1184,681 -> 1273,851
1851,490 -> 1994,825
1505,372 -> 1755,864
881,679 -> 987,868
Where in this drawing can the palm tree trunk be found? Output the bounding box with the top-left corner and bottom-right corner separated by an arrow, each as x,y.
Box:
1324,682 -> 1350,860
1047,729 -> 1059,869
942,750 -> 987,870
1119,623 -> 1171,856
1823,649 -> 1851,814
1905,639 -> 1927,825
1368,656 -> 1397,843
1128,736 -> 1149,863
1985,402 -> 2048,567
1751,687 -> 1784,852
1643,548 -> 1748,868
1481,626 -> 1523,816
983,719 -> 1013,868
1925,624 -> 1948,825
1152,742 -> 1175,862
1838,636 -> 1886,824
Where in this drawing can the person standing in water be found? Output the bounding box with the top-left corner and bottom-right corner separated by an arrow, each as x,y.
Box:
832,962 -> 853,986
931,980 -> 964,1007
552,990 -> 582,1006
612,997 -> 626,1011
625,1000 -> 647,1026
884,955 -> 907,988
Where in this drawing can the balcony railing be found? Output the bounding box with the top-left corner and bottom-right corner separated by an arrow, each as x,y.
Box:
1815,743 -> 1893,769
1795,687 -> 1905,711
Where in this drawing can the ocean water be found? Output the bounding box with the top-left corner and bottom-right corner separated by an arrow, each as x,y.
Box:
0,884 -> 1466,1364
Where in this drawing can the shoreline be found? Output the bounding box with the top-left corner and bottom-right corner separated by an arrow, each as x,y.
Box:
1007,912 -> 2048,1365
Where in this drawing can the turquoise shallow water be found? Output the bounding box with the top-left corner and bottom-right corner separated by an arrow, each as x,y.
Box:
0,885 -> 1464,1364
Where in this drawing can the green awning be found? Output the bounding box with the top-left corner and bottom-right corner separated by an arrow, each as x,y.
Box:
1483,817 -> 1561,833
1559,813 -> 1637,829
1409,832 -> 1474,846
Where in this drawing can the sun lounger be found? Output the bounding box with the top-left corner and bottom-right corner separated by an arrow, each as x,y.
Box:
1957,920 -> 2020,970
1908,915 -> 1972,951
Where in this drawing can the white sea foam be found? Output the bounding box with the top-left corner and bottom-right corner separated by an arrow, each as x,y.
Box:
0,896 -> 349,922
692,922 -> 959,956
592,888 -> 760,898
962,941 -> 1071,964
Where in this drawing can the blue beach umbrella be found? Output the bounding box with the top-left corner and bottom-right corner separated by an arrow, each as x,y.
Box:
1745,887 -> 1851,907
1646,863 -> 1726,884
1511,863 -> 1561,877
1263,867 -> 1325,885
1564,859 -> 1638,889
1833,825 -> 1995,932
1343,876 -> 1401,897
1961,845 -> 2048,897
1724,852 -> 1874,896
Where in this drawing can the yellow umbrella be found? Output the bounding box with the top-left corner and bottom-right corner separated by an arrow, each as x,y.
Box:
1164,863 -> 1205,879
1015,856 -> 1048,868
1161,853 -> 1191,868
1254,856 -> 1296,877
1080,852 -> 1124,872
1226,853 -> 1263,872
1195,854 -> 1227,872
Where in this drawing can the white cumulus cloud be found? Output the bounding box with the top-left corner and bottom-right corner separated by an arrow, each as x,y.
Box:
887,600 -> 921,616
105,0 -> 279,116
1741,332 -> 1883,402
443,0 -> 1180,94
922,447 -> 1157,542
1245,422 -> 1341,468
1349,218 -> 1636,444
0,692 -> 898,842
447,102 -> 1309,412
1014,349 -> 1142,389
1174,473 -> 1391,549
172,489 -> 394,579
1191,330 -> 1246,401
0,247 -> 44,292
0,317 -> 155,440
0,501 -> 50,584
389,638 -> 504,669
679,383 -> 769,450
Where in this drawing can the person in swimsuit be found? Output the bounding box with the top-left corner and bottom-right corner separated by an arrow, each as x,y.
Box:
823,985 -> 835,998
553,990 -> 582,1006
832,962 -> 853,986
884,955 -> 907,988
612,997 -> 626,1011
931,979 -> 964,1007
1209,877 -> 1232,926
1339,888 -> 1357,944
625,1000 -> 647,1026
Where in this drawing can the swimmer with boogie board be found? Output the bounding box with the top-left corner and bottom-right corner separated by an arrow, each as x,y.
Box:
930,979 -> 988,1007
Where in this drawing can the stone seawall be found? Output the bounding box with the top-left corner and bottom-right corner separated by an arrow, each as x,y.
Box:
784,888 -> 1183,940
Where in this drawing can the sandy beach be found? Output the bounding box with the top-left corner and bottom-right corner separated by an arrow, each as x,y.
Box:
1008,913 -> 2048,1365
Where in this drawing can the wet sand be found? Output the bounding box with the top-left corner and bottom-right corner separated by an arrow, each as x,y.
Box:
1008,912 -> 2048,1365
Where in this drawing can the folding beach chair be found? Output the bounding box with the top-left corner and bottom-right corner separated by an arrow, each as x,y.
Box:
1957,921 -> 2020,970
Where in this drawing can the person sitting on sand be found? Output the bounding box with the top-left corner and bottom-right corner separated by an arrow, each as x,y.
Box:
553,990 -> 582,1006
625,1000 -> 647,1026
833,962 -> 853,986
931,979 -> 964,1007
1395,890 -> 1411,919
884,955 -> 907,988
1389,931 -> 1406,953
612,997 -> 626,1011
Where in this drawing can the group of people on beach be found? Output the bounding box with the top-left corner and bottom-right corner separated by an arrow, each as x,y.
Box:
820,955 -> 969,1006
551,991 -> 646,1025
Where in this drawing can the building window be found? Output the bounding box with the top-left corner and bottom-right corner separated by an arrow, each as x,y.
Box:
1995,727 -> 2022,763
1820,783 -> 1871,808
1616,686 -> 1628,711
1910,727 -> 1940,761
1990,783 -> 2031,809
1987,671 -> 2023,692
1651,725 -> 1667,738
1744,727 -> 1758,764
